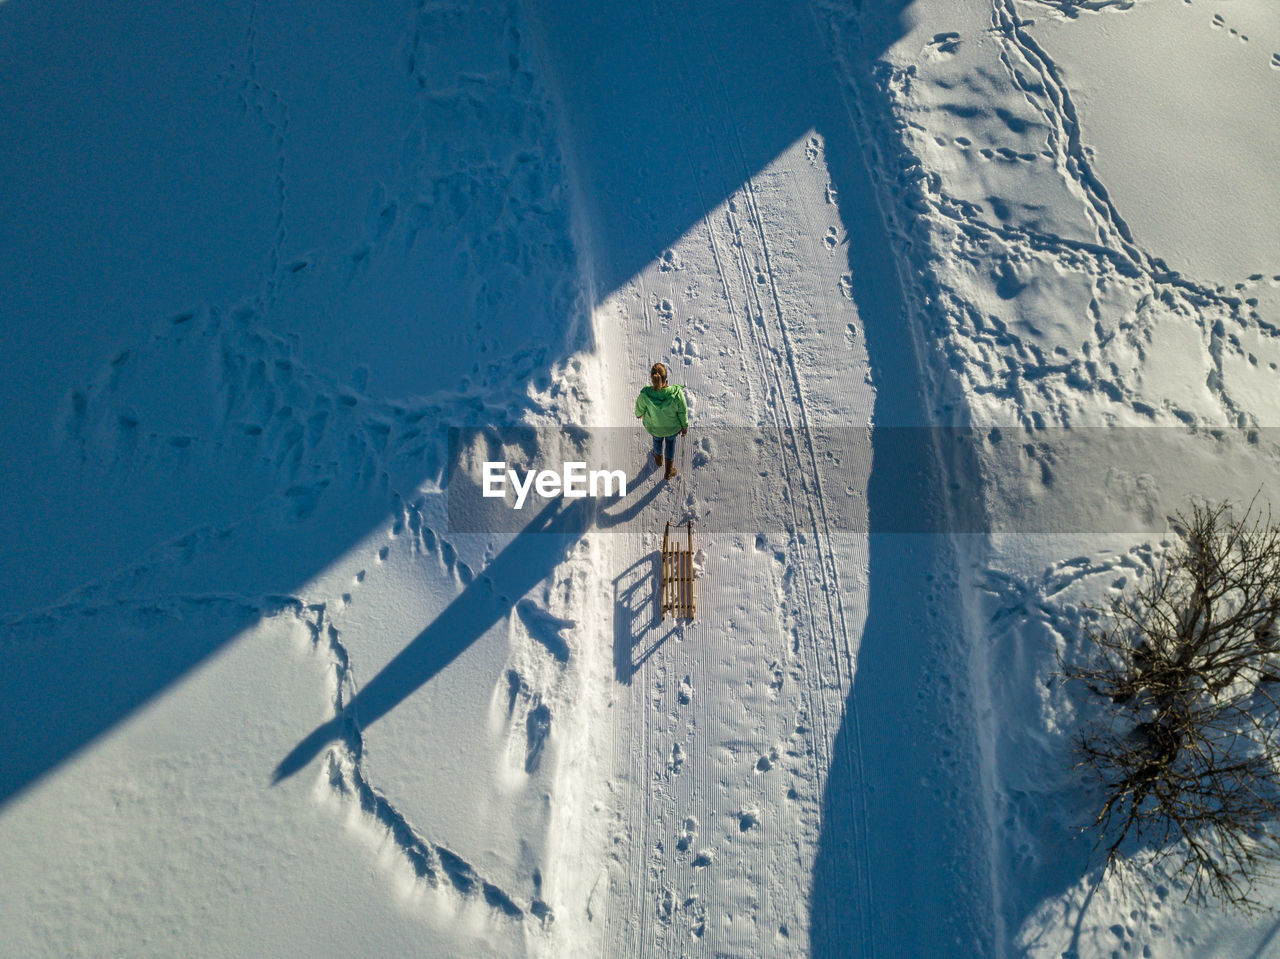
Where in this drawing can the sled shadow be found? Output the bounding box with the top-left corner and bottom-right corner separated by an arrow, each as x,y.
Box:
612,549 -> 676,685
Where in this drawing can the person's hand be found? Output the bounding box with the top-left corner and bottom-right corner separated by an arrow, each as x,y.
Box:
680,428 -> 688,436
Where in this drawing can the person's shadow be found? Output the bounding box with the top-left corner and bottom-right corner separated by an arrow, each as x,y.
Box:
597,462 -> 666,530
274,459 -> 676,782
273,495 -> 597,783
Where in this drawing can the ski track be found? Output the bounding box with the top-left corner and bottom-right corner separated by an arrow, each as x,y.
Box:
545,2 -> 878,953
698,133 -> 873,957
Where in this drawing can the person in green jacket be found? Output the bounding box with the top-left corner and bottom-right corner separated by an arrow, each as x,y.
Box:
635,362 -> 689,480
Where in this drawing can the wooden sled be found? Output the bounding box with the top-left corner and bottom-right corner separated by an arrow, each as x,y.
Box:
661,521 -> 695,620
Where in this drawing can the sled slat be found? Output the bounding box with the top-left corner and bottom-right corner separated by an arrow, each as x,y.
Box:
660,521 -> 695,621
685,523 -> 694,618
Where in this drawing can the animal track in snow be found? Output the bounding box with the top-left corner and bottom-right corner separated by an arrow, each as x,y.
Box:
1209,12 -> 1246,42
768,659 -> 784,697
223,5 -> 292,311
325,744 -> 529,921
373,196 -> 398,243
683,895 -> 708,938
976,146 -> 1040,163
926,31 -> 962,56
804,134 -> 823,164
271,600 -> 540,925
62,303 -> 462,527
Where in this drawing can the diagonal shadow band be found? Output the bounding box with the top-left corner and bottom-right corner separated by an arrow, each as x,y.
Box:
272,496 -> 598,784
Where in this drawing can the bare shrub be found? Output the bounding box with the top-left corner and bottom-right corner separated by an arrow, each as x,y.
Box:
1066,498 -> 1280,909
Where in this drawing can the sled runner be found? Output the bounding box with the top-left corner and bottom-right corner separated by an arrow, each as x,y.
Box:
661,520 -> 695,620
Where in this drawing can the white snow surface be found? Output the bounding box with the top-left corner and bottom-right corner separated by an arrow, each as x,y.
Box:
2,0 -> 1279,957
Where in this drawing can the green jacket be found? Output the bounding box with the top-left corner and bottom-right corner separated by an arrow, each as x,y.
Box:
635,384 -> 689,437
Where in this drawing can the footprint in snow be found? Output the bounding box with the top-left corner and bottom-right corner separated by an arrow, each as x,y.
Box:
805,135 -> 822,164
756,744 -> 780,772
672,334 -> 700,364
678,675 -> 692,705
374,200 -> 398,243
684,896 -> 707,938
515,599 -> 573,663
926,31 -> 961,56
677,816 -> 698,852
524,701 -> 551,773
657,887 -> 674,922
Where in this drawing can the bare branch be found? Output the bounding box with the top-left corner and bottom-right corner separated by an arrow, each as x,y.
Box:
1063,498 -> 1280,911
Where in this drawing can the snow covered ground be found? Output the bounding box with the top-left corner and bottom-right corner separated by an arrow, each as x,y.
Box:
2,0 -> 1279,956
864,0 -> 1280,955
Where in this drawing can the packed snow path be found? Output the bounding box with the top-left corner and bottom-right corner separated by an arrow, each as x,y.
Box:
532,1 -> 994,955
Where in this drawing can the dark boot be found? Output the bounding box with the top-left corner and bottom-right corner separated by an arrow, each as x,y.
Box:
664,458 -> 677,480
653,452 -> 663,467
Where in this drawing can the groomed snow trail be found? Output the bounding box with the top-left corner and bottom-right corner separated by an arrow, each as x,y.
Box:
591,146 -> 875,953
531,1 -> 996,955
